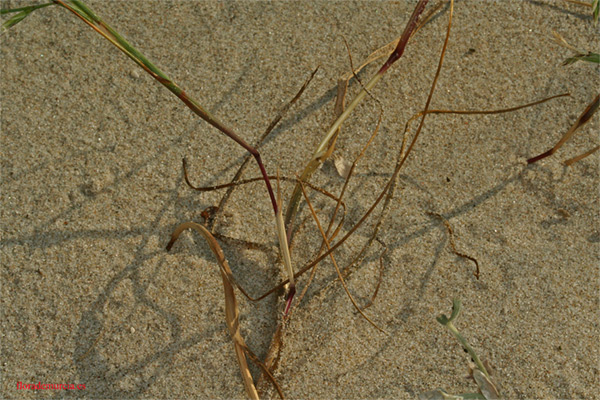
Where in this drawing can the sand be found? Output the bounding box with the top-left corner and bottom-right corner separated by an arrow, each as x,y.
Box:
1,1 -> 598,399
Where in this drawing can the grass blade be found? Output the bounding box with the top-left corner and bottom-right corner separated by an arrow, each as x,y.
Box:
276,174 -> 296,314
53,0 -> 280,217
564,144 -> 600,165
166,222 -> 259,399
528,93 -> 599,164
298,178 -> 386,334
1,2 -> 54,33
256,0 -> 453,303
204,67 -> 319,232
563,52 -> 600,65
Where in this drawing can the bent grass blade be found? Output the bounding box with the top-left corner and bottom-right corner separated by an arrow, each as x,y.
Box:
166,222 -> 285,400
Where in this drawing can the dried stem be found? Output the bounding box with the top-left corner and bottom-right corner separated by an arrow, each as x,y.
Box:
284,0 -> 430,234
255,0 -> 453,302
298,179 -> 386,334
528,93 -> 599,164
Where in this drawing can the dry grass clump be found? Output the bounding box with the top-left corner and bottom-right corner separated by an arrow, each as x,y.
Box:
2,0 -> 597,398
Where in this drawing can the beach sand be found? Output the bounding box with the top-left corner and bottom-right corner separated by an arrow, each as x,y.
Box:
1,1 -> 599,398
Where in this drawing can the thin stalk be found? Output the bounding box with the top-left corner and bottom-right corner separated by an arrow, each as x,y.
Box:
437,299 -> 490,379
297,113 -> 384,306
298,179 -> 386,334
284,0 -> 430,233
1,2 -> 54,32
315,74 -> 383,162
276,173 -> 296,314
564,144 -> 600,165
257,0 -> 451,302
206,67 -> 319,232
54,0 -> 278,214
528,93 -> 599,164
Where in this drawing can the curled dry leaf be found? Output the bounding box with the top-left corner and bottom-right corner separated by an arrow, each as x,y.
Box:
166,222 -> 259,399
473,369 -> 501,400
333,154 -> 353,179
167,222 -> 286,400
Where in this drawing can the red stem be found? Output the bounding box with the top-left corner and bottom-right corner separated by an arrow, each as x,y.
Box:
378,0 -> 429,75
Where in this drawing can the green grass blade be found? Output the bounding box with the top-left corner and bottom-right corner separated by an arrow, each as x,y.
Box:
563,52 -> 600,65
1,3 -> 54,33
53,0 -> 280,213
1,2 -> 53,15
61,0 -> 170,82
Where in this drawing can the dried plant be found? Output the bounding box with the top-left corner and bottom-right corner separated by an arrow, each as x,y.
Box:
2,1 -> 593,398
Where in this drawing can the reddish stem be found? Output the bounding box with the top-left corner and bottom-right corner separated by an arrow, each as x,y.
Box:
378,0 -> 429,75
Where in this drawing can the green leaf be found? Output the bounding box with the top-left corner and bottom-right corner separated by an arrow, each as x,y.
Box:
449,298 -> 462,322
436,314 -> 450,325
1,3 -> 53,33
563,52 -> 600,65
2,10 -> 30,32
1,3 -> 51,15
593,0 -> 599,25
437,299 -> 462,325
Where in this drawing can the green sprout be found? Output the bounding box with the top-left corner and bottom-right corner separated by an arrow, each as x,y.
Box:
420,299 -> 501,400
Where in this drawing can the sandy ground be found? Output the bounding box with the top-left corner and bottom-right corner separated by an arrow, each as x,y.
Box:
1,1 -> 599,399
